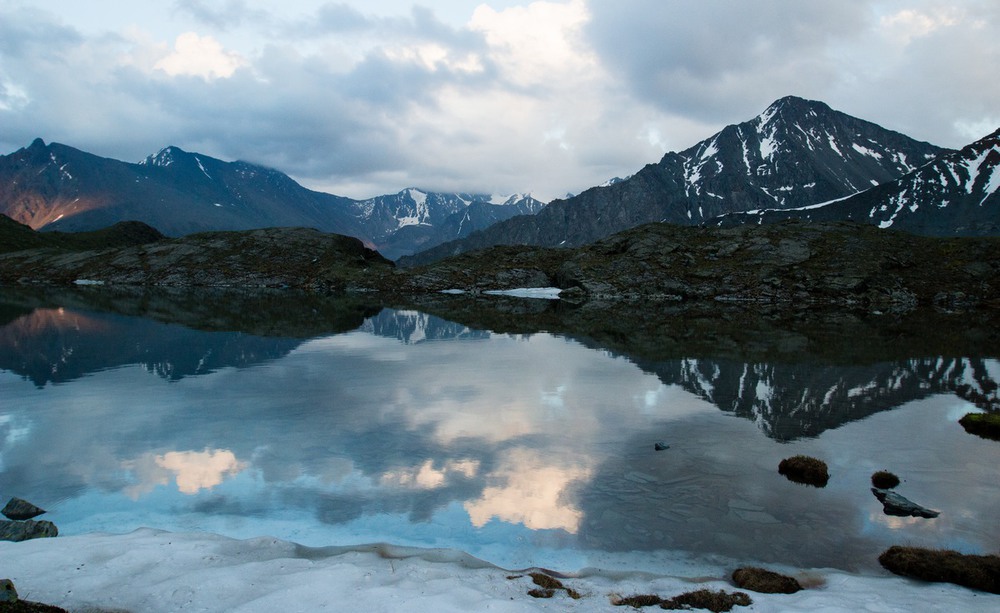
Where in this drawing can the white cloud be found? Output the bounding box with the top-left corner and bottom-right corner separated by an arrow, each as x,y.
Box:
154,32 -> 247,80
1,1 -> 998,199
464,448 -> 590,532
879,7 -> 961,43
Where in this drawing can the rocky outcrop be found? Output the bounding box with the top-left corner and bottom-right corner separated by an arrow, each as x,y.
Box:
4,218 -> 1000,312
0,226 -> 393,291
1,497 -> 46,521
0,519 -> 58,542
0,498 -> 57,542
871,488 -> 940,518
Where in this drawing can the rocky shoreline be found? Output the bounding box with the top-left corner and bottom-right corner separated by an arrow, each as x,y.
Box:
2,217 -> 999,312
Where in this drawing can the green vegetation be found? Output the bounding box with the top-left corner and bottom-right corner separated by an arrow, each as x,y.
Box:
871,470 -> 901,489
958,412 -> 1000,441
778,455 -> 829,487
879,546 -> 1000,594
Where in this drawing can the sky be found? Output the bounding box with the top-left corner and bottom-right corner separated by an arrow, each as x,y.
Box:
1,1 -> 998,201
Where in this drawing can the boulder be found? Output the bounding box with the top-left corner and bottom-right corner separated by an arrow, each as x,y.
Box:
872,488 -> 939,518
2,497 -> 46,521
0,519 -> 59,542
0,579 -> 16,603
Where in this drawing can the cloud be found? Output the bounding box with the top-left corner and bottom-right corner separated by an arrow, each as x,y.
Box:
1,1 -> 998,200
464,448 -> 590,532
174,0 -> 268,30
154,32 -> 247,79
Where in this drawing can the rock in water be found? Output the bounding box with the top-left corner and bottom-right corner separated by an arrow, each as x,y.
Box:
2,497 -> 46,520
871,488 -> 939,518
0,579 -> 17,603
654,441 -> 670,451
0,519 -> 59,542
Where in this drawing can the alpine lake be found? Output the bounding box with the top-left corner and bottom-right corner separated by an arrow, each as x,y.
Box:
1,286 -> 998,577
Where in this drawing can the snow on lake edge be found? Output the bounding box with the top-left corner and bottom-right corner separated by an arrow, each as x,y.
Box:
0,529 -> 992,612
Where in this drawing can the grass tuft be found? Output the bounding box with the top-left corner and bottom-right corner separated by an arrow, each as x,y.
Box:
879,546 -> 1000,594
871,470 -> 901,489
778,455 -> 829,487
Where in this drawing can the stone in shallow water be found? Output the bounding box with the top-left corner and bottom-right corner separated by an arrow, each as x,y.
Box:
871,488 -> 939,518
0,519 -> 58,542
0,579 -> 17,603
1,497 -> 46,521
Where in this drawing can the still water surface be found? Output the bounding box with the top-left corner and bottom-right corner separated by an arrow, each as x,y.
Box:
1,291 -> 998,574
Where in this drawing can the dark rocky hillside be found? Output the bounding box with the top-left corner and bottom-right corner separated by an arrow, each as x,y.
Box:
0,222 -> 392,291
389,221 -> 1000,311
3,217 -> 999,313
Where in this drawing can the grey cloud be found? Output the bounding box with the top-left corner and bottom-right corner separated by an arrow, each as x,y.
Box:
584,0 -> 864,123
173,0 -> 269,30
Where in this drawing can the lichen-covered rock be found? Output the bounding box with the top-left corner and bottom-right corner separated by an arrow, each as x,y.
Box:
0,519 -> 58,542
2,497 -> 46,521
0,579 -> 17,603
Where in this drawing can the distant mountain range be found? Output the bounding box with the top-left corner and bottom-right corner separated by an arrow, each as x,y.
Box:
3,95 -> 998,265
0,140 -> 543,259
401,96 -> 998,265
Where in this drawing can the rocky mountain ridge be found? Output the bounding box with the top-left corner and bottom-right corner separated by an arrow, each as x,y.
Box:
0,140 -> 543,258
400,96 -> 953,265
715,127 -> 1000,235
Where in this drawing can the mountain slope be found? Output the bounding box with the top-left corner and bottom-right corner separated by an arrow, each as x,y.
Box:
0,139 -> 363,238
400,96 -> 948,265
716,128 -> 1000,236
356,190 -> 545,259
0,141 -> 544,258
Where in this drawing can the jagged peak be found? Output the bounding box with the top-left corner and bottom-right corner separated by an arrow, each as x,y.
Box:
140,145 -> 189,167
756,96 -> 832,129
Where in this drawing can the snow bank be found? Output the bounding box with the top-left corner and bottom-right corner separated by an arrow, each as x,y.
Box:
484,287 -> 562,299
0,530 -> 992,612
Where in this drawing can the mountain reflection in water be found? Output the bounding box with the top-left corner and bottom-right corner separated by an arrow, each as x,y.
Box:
0,287 -> 997,573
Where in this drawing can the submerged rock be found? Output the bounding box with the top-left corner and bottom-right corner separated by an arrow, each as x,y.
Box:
0,519 -> 58,542
2,497 -> 46,521
871,488 -> 939,518
654,441 -> 670,451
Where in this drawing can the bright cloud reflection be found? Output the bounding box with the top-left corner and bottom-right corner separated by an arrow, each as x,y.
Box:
125,448 -> 246,497
381,459 -> 479,490
465,448 -> 590,533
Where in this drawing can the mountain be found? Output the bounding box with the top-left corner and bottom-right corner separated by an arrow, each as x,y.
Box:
355,189 -> 545,259
0,140 -> 543,258
400,96 -> 949,265
714,128 -> 1000,235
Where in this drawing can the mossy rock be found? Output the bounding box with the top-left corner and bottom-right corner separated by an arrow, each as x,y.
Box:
778,455 -> 829,487
879,546 -> 1000,594
731,567 -> 802,593
958,412 -> 1000,441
